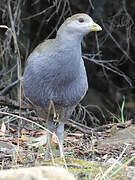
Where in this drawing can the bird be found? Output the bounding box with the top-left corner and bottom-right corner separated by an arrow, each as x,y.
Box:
23,13 -> 102,159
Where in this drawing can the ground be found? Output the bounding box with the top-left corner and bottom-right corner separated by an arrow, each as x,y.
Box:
0,99 -> 135,179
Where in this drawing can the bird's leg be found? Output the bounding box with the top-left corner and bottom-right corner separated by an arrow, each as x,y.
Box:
56,122 -> 64,158
45,119 -> 55,160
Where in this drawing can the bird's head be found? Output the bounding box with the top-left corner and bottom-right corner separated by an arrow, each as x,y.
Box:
56,13 -> 102,41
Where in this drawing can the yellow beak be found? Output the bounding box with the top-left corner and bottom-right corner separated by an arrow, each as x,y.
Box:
90,22 -> 102,32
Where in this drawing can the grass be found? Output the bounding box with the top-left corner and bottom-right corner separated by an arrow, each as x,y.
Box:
109,156 -> 135,179
118,96 -> 127,123
107,96 -> 128,124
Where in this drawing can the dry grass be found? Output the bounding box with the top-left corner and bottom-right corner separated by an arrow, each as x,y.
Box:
0,0 -> 135,179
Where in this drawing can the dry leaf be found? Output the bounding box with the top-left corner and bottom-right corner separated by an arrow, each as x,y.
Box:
52,133 -> 58,144
21,134 -> 28,142
0,121 -> 6,136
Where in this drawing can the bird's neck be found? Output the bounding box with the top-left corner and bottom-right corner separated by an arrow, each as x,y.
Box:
51,38 -> 83,85
55,32 -> 83,48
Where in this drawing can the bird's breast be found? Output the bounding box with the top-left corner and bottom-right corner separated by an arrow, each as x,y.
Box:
23,45 -> 88,108
46,63 -> 88,106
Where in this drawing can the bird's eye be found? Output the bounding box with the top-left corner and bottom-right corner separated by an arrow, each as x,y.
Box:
78,18 -> 84,23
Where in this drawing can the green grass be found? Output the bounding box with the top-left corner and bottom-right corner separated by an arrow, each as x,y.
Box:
118,96 -> 127,123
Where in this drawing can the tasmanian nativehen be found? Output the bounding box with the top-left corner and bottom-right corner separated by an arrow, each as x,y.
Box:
23,13 -> 102,159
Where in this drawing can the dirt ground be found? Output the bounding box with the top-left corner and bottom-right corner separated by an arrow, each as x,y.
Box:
0,103 -> 135,179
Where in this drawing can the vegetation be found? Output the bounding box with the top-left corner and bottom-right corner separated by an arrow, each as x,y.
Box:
0,0 -> 135,179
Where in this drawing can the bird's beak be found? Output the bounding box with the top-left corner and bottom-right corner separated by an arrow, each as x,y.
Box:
90,22 -> 102,32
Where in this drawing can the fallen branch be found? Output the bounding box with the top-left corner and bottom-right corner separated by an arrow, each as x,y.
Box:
0,95 -> 32,110
67,119 -> 99,137
0,79 -> 19,96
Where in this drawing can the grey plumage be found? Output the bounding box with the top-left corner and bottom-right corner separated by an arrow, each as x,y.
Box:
23,40 -> 88,107
23,13 -> 102,159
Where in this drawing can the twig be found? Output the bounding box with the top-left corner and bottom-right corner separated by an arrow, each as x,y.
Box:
67,119 -> 98,137
94,120 -> 132,131
7,0 -> 22,81
22,4 -> 55,20
0,95 -> 32,110
45,0 -> 69,40
101,19 -> 134,63
100,144 -> 129,179
0,80 -> 19,96
0,110 -> 68,169
7,0 -> 22,148
83,55 -> 133,87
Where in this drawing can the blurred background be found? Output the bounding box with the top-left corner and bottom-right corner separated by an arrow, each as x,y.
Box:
0,0 -> 135,125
